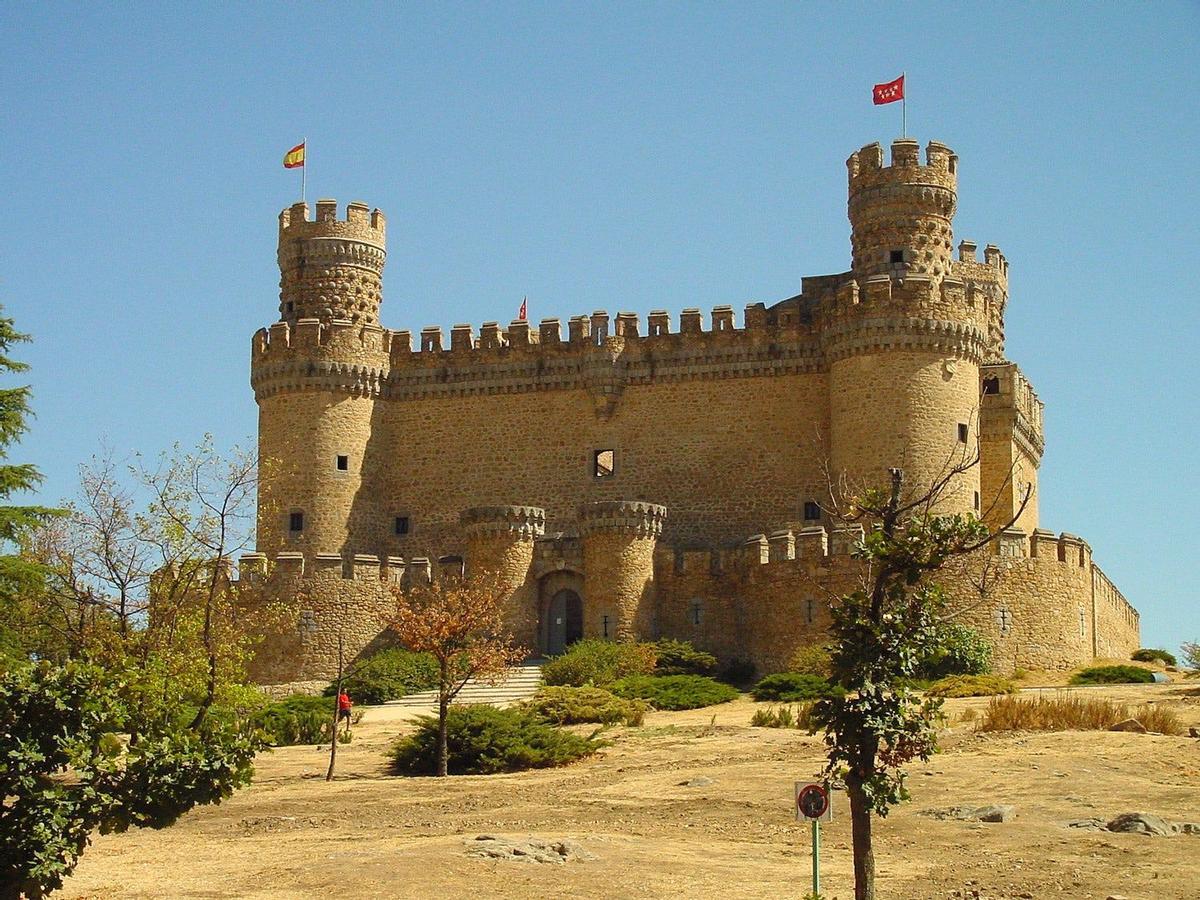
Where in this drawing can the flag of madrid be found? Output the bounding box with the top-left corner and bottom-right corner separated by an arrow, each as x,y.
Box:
873,75 -> 905,105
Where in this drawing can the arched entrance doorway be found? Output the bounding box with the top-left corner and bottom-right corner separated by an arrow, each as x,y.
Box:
545,589 -> 583,656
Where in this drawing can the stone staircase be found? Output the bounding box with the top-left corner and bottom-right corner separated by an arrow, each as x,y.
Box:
384,661 -> 544,709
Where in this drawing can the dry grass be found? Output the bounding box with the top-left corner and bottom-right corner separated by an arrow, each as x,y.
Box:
977,693 -> 1184,735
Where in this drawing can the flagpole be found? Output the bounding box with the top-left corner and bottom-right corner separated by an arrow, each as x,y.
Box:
901,74 -> 906,137
301,136 -> 307,205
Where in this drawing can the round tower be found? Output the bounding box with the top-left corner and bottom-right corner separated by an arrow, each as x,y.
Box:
252,200 -> 390,557
826,140 -> 988,514
579,501 -> 666,642
461,506 -> 545,651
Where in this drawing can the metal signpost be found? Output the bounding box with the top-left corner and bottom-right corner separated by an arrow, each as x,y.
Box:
795,781 -> 832,897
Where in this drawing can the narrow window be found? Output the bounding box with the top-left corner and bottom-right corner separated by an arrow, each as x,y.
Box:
1079,608 -> 1086,637
335,454 -> 349,471
285,301 -> 295,314
958,423 -> 969,443
289,511 -> 304,533
602,615 -> 610,639
803,501 -> 821,521
394,516 -> 410,536
689,600 -> 702,626
594,449 -> 615,479
889,249 -> 904,265
974,491 -> 981,511
806,598 -> 815,625
995,606 -> 1012,635
982,376 -> 1000,395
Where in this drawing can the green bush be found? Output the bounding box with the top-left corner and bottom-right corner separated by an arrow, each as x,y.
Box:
610,674 -> 738,710
523,685 -> 646,726
925,674 -> 1016,698
1069,664 -> 1156,686
751,673 -> 842,702
652,639 -> 718,676
540,639 -> 657,687
253,694 -> 362,746
389,705 -> 603,775
789,643 -> 832,678
918,623 -> 993,679
750,702 -> 817,730
1132,648 -> 1177,666
323,648 -> 439,705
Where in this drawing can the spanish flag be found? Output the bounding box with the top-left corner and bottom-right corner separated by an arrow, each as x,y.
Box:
283,142 -> 306,169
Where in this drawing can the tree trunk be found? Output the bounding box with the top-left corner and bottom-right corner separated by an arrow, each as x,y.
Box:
326,634 -> 344,782
437,692 -> 450,777
847,778 -> 876,900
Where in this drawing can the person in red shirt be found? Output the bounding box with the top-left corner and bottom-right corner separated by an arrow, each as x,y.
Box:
337,691 -> 353,735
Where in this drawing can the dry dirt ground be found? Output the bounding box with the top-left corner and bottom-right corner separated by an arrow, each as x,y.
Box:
62,683 -> 1200,900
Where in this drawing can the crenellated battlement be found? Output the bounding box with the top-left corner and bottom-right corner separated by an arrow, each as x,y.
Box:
278,199 -> 386,244
578,500 -> 666,538
980,361 -> 1045,458
460,505 -> 547,540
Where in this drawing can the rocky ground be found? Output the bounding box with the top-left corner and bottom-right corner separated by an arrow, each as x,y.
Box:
63,682 -> 1200,900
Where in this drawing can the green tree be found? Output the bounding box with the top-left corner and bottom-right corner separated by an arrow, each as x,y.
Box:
814,468 -> 1028,900
0,660 -> 264,899
0,309 -> 63,663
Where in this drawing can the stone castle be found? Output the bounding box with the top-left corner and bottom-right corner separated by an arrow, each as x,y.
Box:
240,137 -> 1139,684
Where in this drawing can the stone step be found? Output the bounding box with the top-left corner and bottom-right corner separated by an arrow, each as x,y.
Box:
382,663 -> 544,709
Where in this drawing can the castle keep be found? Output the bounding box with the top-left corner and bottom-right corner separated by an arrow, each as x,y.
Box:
242,138 -> 1139,683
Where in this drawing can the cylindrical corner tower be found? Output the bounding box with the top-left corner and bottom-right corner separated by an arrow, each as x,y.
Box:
826,140 -> 988,513
461,506 -> 546,651
579,500 -> 666,642
252,200 -> 391,557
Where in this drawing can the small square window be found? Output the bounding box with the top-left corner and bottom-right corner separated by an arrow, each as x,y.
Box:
394,516 -> 410,536
336,455 -> 349,471
889,249 -> 905,265
982,376 -> 1000,395
957,423 -> 969,443
803,501 -> 821,521
289,511 -> 304,533
594,449 -> 615,478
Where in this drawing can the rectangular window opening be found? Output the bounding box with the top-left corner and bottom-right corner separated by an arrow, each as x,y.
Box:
974,491 -> 981,511
957,423 -> 969,443
803,501 -> 821,521
593,448 -> 615,479
289,511 -> 304,533
394,516 -> 410,536
336,454 -> 349,471
889,249 -> 905,265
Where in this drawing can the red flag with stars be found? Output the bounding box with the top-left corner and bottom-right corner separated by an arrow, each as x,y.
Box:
873,75 -> 904,105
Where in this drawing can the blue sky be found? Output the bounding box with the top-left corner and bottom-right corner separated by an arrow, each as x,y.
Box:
1,2 -> 1197,654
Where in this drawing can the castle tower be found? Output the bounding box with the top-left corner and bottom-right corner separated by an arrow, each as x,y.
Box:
825,140 -> 988,512
579,501 -> 666,642
251,200 -> 390,557
461,506 -> 545,651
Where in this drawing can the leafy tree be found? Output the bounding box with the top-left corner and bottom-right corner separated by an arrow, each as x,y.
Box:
0,309 -> 63,661
813,468 -> 1028,900
386,569 -> 526,776
1181,641 -> 1200,670
0,660 -> 264,899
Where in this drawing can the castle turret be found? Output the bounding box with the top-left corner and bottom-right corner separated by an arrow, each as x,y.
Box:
252,201 -> 391,557
461,506 -> 545,651
825,140 -> 987,513
579,501 -> 665,642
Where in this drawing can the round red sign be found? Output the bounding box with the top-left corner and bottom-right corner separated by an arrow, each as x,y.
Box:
797,783 -> 828,819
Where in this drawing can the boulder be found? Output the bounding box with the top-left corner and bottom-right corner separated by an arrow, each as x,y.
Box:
466,835 -> 595,864
1106,812 -> 1173,836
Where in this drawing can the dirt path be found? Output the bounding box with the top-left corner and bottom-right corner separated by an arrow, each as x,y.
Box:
63,684 -> 1200,899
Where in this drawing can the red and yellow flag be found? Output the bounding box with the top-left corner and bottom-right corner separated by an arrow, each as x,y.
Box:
283,142 -> 306,169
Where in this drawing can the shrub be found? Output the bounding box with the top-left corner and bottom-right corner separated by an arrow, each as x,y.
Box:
652,639 -> 718,676
1132,648 -> 1177,666
1069,664 -> 1155,686
717,658 -> 757,686
323,648 -> 439,705
977,693 -> 1183,735
925,674 -> 1016,698
919,623 -> 992,679
254,695 -> 362,746
749,702 -> 817,730
1182,641 -> 1200,670
389,705 -> 603,775
610,674 -> 739,710
789,644 -> 832,678
751,672 -> 842,702
540,639 -> 657,687
523,686 -> 646,726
